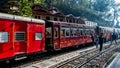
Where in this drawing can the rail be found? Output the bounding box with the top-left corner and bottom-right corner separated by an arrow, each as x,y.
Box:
74,44 -> 119,68
52,42 -> 120,68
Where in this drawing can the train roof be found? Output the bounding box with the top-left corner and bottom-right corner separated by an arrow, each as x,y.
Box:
50,20 -> 84,25
49,20 -> 96,28
0,13 -> 45,24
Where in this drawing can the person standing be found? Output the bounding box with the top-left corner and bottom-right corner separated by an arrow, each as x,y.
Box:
95,34 -> 99,48
99,33 -> 104,51
91,34 -> 94,46
111,33 -> 117,45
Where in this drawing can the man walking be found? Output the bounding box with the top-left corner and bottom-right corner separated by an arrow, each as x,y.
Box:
95,34 -> 99,48
111,33 -> 117,45
91,34 -> 94,46
99,33 -> 104,51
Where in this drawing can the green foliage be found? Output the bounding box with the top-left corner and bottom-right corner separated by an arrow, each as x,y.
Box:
7,0 -> 32,17
49,0 -> 116,26
8,0 -> 46,17
34,0 -> 45,4
5,0 -> 119,27
19,0 -> 32,17
92,0 -> 110,12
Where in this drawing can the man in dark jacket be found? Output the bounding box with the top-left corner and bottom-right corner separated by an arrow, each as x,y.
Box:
91,34 -> 94,46
99,33 -> 104,51
111,33 -> 117,45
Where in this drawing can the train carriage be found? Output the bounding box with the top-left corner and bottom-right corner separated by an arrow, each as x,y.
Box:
0,13 -> 45,60
45,20 -> 95,50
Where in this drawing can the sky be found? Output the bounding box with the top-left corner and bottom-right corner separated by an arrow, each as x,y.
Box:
114,0 -> 120,26
115,0 -> 120,4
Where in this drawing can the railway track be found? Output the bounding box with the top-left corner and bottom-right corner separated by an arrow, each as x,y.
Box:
50,42 -> 120,68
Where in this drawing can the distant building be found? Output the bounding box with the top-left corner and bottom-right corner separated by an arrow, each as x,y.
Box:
0,0 -> 18,13
32,4 -> 85,24
85,20 -> 98,26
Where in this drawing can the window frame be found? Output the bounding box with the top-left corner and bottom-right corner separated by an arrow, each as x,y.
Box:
0,32 -> 9,43
46,27 -> 52,38
79,28 -> 83,36
35,32 -> 42,40
65,27 -> 70,37
61,27 -> 70,38
73,28 -> 78,37
15,32 -> 26,42
61,28 -> 66,38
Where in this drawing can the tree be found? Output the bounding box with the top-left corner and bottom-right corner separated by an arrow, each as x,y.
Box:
8,0 -> 46,17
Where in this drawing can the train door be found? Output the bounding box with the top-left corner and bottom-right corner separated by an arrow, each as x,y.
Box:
14,21 -> 27,55
27,23 -> 45,53
53,24 -> 60,49
45,21 -> 53,50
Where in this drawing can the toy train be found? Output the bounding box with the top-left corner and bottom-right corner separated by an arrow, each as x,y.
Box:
0,13 -> 119,62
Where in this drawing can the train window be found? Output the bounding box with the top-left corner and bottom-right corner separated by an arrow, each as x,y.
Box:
87,29 -> 90,35
46,27 -> 52,38
65,28 -> 70,37
35,33 -> 42,40
61,28 -> 65,37
85,29 -> 89,35
71,29 -> 74,36
73,28 -> 78,37
85,29 -> 88,35
0,32 -> 8,43
79,28 -> 82,36
54,27 -> 58,38
81,29 -> 84,35
91,29 -> 94,34
82,29 -> 85,35
15,32 -> 25,41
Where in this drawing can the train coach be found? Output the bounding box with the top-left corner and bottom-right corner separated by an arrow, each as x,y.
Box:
0,13 -> 45,61
45,21 -> 95,50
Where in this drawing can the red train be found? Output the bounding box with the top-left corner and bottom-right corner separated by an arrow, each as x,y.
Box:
0,13 -> 118,62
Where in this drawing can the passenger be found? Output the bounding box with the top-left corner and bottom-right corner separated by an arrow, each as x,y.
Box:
95,34 -> 99,48
111,33 -> 118,45
99,33 -> 104,51
91,34 -> 94,46
103,33 -> 106,43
